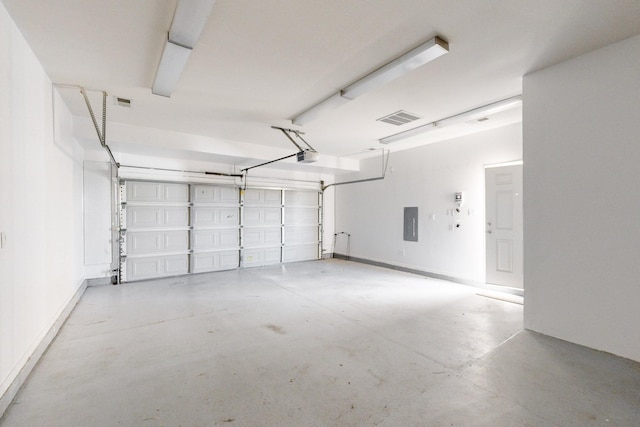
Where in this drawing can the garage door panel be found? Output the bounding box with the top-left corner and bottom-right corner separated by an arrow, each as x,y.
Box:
127,182 -> 189,203
194,185 -> 214,202
127,230 -> 189,254
164,231 -> 190,251
128,232 -> 162,253
163,207 -> 190,226
193,229 -> 239,250
264,209 -> 282,225
128,181 -> 162,202
219,251 -> 240,269
127,206 -> 189,228
165,255 -> 190,274
126,254 -> 189,281
193,185 -> 238,204
264,228 -> 282,245
243,227 -> 281,247
128,257 -> 161,279
243,247 -> 281,267
243,209 -> 260,225
164,184 -> 190,202
284,226 -> 318,244
265,190 -> 282,204
244,207 -> 281,226
192,250 -> 239,273
129,207 -> 159,227
285,208 -> 318,225
244,189 -> 281,206
194,207 -> 239,227
285,190 -> 318,206
282,244 -> 319,262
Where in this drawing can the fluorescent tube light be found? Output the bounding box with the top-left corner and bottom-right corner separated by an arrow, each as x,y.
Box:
292,92 -> 350,126
379,95 -> 522,144
169,0 -> 217,48
341,36 -> 449,100
291,35 -> 448,125
379,122 -> 437,144
152,0 -> 216,97
436,95 -> 522,127
152,40 -> 192,97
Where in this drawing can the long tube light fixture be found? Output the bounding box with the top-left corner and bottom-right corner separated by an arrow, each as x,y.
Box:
292,35 -> 449,126
152,0 -> 216,97
341,36 -> 449,100
379,95 -> 522,145
291,93 -> 350,126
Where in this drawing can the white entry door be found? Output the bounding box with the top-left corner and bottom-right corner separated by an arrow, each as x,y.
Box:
485,164 -> 523,289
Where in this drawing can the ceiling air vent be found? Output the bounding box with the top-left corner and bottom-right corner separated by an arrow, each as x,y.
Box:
377,110 -> 422,126
114,96 -> 132,108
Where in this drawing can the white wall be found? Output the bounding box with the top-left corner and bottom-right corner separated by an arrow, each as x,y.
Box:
83,161 -> 113,278
0,3 -> 85,401
334,124 -> 522,283
523,34 -> 640,362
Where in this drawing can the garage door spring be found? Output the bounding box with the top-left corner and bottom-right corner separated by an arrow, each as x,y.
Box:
80,88 -> 119,167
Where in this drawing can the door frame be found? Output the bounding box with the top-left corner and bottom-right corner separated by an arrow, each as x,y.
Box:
484,160 -> 523,292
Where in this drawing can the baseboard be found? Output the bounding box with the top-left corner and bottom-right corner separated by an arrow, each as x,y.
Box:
331,253 -> 524,297
0,279 -> 88,419
87,276 -> 113,287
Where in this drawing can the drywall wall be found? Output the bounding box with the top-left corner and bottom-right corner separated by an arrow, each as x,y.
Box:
0,2 -> 85,402
523,34 -> 640,362
334,124 -> 522,283
83,161 -> 113,278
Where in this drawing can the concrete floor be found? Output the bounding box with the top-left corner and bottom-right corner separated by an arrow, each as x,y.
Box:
1,259 -> 639,426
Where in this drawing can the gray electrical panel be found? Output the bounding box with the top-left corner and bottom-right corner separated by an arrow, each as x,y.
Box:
403,207 -> 418,242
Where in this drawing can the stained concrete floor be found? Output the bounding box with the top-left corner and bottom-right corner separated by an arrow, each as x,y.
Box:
1,259 -> 639,426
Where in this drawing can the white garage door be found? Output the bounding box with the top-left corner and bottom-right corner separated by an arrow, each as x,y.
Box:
283,190 -> 320,262
120,181 -> 191,281
191,184 -> 241,274
120,180 -> 320,282
242,188 -> 283,268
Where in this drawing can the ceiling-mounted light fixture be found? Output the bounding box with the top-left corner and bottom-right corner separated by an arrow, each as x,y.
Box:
436,96 -> 522,128
152,40 -> 192,97
292,35 -> 449,126
341,36 -> 449,100
379,122 -> 437,145
379,95 -> 522,145
292,93 -> 350,126
152,0 -> 216,97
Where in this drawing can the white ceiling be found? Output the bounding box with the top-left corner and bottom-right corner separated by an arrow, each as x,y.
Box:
4,0 -> 640,166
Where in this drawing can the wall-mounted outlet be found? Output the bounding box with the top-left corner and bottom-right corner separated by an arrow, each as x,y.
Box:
0,232 -> 6,248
